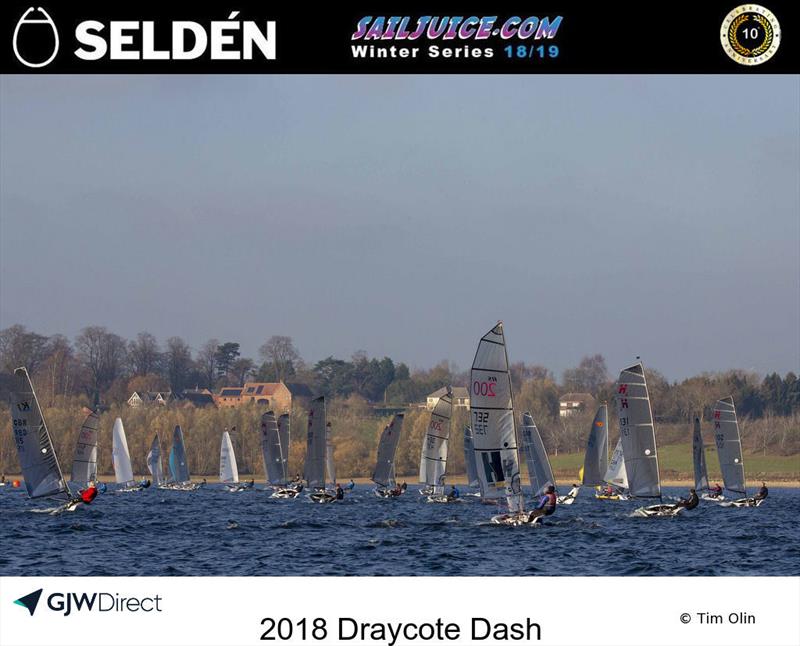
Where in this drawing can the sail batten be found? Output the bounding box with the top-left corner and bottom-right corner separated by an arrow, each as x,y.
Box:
615,362 -> 661,499
9,367 -> 70,499
713,397 -> 746,495
71,409 -> 99,484
419,389 -> 452,489
520,412 -> 556,497
219,431 -> 239,484
373,413 -> 404,488
582,405 -> 609,487
304,396 -> 327,489
693,417 -> 710,492
469,323 -> 523,512
112,418 -> 134,485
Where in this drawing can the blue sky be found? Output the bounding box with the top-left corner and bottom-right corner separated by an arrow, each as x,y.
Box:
1,75 -> 798,379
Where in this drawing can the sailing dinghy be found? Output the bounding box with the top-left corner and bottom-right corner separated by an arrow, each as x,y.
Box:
146,434 -> 164,487
160,425 -> 200,490
9,367 -> 82,512
596,436 -> 629,500
467,323 -> 532,525
615,363 -> 682,518
261,411 -> 298,498
305,396 -> 337,502
112,418 -> 145,492
463,426 -> 481,497
692,417 -> 720,502
373,413 -> 405,497
712,397 -> 763,507
579,404 -> 619,500
220,430 -> 247,491
520,413 -> 578,505
71,409 -> 99,488
419,388 -> 455,502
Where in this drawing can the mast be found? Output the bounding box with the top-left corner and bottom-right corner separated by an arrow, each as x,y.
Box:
712,397 -> 746,496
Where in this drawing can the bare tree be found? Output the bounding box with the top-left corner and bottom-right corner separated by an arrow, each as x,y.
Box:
0,324 -> 51,373
259,335 -> 300,382
230,358 -> 255,386
196,339 -> 219,389
128,331 -> 161,376
75,326 -> 128,401
164,336 -> 193,393
562,354 -> 610,396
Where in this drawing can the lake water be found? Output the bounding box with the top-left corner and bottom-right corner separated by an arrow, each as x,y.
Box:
1,485 -> 797,576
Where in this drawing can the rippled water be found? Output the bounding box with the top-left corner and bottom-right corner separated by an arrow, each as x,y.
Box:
1,485 -> 797,576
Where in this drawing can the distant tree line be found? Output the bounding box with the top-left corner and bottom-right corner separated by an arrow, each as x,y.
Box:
0,324 -> 798,424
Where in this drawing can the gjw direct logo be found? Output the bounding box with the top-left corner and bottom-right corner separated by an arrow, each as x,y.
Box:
11,6 -> 277,68
13,588 -> 163,617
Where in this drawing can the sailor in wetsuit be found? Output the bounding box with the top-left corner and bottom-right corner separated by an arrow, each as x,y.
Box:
528,485 -> 557,522
676,488 -> 699,510
755,482 -> 768,501
335,483 -> 344,500
708,483 -> 723,498
400,481 -> 408,492
447,484 -> 460,501
346,479 -> 355,491
79,482 -> 99,504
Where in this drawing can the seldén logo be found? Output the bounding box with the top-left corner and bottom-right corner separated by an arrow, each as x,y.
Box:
11,6 -> 276,69
13,588 -> 163,617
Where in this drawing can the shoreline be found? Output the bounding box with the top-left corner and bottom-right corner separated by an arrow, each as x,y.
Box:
4,475 -> 797,488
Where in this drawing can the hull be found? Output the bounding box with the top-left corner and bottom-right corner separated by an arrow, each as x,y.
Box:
633,504 -> 684,518
426,495 -> 462,504
723,497 -> 764,508
557,487 -> 580,505
271,487 -> 301,499
374,488 -> 403,498
308,490 -> 337,503
491,512 -> 541,526
701,493 -> 726,502
158,482 -> 201,491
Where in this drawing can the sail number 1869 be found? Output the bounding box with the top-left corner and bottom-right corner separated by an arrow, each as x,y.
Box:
260,617 -> 328,641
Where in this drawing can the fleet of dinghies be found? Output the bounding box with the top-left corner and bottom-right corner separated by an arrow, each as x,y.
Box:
5,326 -> 772,518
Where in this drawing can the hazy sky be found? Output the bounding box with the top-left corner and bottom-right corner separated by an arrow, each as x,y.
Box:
1,75 -> 798,380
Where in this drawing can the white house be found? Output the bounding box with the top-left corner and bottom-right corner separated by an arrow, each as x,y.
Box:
426,386 -> 470,410
559,392 -> 596,417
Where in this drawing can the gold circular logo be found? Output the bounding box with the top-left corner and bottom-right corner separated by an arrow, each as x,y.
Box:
721,5 -> 781,65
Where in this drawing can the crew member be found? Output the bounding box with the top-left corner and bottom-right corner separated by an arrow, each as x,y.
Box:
708,483 -> 723,498
79,482 -> 99,504
755,482 -> 769,500
676,488 -> 699,510
346,479 -> 355,490
335,483 -> 344,500
528,485 -> 557,522
447,484 -> 460,501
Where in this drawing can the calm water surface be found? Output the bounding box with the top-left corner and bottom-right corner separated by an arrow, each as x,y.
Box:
1,485 -> 797,576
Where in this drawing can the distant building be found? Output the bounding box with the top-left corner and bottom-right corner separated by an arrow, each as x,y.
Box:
127,391 -> 173,407
216,387 -> 244,408
215,381 -> 314,412
180,388 -> 216,407
426,386 -> 470,410
559,393 -> 596,417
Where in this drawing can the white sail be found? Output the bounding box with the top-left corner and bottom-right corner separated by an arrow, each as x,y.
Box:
603,437 -> 628,489
219,431 -> 239,484
520,412 -> 555,497
325,423 -> 336,485
260,412 -> 286,485
9,367 -> 70,499
419,388 -> 452,492
373,413 -> 404,488
71,409 -> 99,483
712,397 -> 746,495
693,417 -> 710,492
615,363 -> 661,499
470,323 -> 523,512
112,418 -> 135,485
304,396 -> 327,488
463,426 -> 480,488
146,434 -> 163,486
581,405 -> 609,487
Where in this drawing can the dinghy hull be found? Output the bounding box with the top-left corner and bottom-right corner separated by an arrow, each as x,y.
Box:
633,504 -> 684,518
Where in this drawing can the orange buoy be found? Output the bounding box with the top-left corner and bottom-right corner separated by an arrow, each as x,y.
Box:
12,480 -> 21,488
